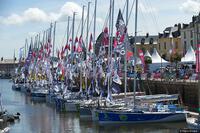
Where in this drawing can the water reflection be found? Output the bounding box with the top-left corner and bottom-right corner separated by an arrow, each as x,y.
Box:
0,79 -> 187,133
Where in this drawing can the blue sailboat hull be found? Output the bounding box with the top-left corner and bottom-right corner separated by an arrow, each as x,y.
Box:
97,110 -> 186,124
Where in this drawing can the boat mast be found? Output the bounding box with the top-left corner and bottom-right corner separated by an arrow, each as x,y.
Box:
133,0 -> 138,109
93,0 -> 97,88
72,12 -> 76,54
111,0 -> 114,78
124,0 -> 129,98
80,5 -> 85,93
85,2 -> 91,94
52,22 -> 56,57
107,0 -> 112,98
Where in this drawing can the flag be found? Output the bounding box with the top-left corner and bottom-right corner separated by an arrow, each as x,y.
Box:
19,47 -> 24,61
116,9 -> 125,30
115,9 -> 131,55
89,34 -> 93,52
24,45 -> 32,75
113,38 -> 117,48
74,37 -> 79,52
57,49 -> 60,59
61,46 -> 64,59
126,51 -> 133,60
103,27 -> 109,46
76,35 -> 83,53
65,38 -> 71,51
138,49 -> 145,65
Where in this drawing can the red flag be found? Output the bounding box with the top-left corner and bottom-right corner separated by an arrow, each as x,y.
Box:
113,38 -> 117,48
126,51 -> 133,60
103,27 -> 109,46
73,37 -> 78,52
57,50 -> 60,59
89,34 -> 93,52
138,49 -> 145,65
77,36 -> 83,52
65,38 -> 72,51
119,34 -> 125,43
61,46 -> 64,59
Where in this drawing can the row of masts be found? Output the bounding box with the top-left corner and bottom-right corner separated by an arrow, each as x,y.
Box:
21,0 -> 138,105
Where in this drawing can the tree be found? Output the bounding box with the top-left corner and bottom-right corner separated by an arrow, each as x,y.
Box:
170,52 -> 181,63
144,56 -> 152,74
170,52 -> 182,79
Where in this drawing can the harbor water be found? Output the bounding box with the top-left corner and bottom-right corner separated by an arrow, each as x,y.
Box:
0,79 -> 187,133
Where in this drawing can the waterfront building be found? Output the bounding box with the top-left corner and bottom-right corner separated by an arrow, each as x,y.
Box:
157,24 -> 182,60
180,13 -> 200,54
131,34 -> 158,54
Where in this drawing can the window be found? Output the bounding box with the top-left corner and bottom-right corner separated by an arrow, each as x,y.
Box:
190,30 -> 193,38
149,38 -> 154,44
184,31 -> 186,39
141,38 -> 145,45
191,40 -> 193,47
158,43 -> 161,50
184,41 -> 187,54
164,42 -> 166,49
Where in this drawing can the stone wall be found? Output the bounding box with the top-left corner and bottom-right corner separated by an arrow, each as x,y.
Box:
126,79 -> 199,110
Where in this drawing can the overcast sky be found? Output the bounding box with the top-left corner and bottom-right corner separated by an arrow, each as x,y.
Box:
0,0 -> 199,59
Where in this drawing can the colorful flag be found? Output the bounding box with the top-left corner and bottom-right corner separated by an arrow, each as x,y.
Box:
76,35 -> 83,53
89,34 -> 93,52
126,51 -> 133,60
74,37 -> 79,52
103,27 -> 109,46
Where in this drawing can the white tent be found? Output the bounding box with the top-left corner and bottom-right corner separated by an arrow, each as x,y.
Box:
144,50 -> 152,58
151,48 -> 168,63
181,45 -> 195,62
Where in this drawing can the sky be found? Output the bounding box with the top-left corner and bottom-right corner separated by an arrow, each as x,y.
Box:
0,0 -> 200,59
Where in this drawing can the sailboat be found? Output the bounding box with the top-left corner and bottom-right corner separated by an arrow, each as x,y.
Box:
95,0 -> 187,124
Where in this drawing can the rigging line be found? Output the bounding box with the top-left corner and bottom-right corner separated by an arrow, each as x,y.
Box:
122,0 -> 127,15
102,7 -> 110,30
140,0 -> 156,32
144,0 -> 160,33
127,0 -> 136,26
138,5 -> 149,34
89,11 -> 94,35
75,19 -> 82,37
60,21 -> 73,49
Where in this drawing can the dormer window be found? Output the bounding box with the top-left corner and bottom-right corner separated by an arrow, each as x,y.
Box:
149,38 -> 154,44
141,38 -> 145,45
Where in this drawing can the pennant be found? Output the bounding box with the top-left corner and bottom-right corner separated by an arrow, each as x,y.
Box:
57,49 -> 60,59
76,35 -> 83,52
138,49 -> 145,65
74,37 -> 79,52
126,51 -> 133,60
103,27 -> 109,46
113,38 -> 117,48
89,34 -> 93,52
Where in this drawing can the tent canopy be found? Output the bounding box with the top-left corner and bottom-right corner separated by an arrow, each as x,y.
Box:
144,50 -> 152,58
181,45 -> 195,62
151,48 -> 168,63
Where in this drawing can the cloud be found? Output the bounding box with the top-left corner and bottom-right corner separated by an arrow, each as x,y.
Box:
180,0 -> 200,14
0,2 -> 83,25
